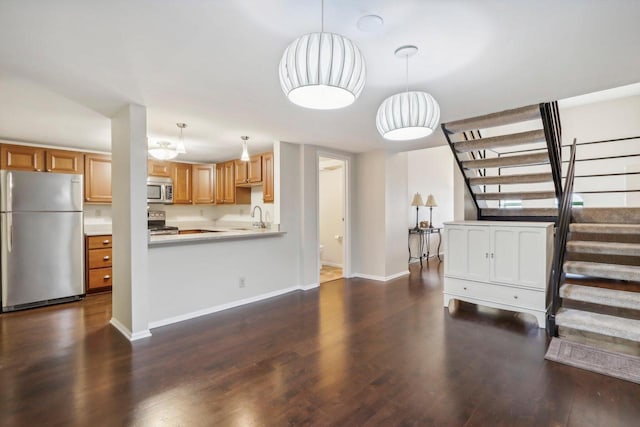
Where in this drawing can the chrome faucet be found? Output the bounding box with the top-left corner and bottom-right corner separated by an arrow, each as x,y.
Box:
251,205 -> 266,229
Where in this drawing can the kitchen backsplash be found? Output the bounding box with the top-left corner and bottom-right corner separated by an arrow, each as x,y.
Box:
83,186 -> 274,225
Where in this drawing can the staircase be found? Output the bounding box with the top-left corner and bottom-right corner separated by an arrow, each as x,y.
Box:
442,102 -> 563,221
552,208 -> 640,355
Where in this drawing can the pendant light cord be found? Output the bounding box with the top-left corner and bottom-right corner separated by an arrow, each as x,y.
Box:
321,0 -> 324,33
405,54 -> 409,93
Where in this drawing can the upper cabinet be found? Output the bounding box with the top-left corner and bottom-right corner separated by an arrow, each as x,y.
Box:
1,144 -> 83,174
215,164 -> 225,204
262,152 -> 274,203
234,155 -> 263,186
223,161 -> 235,203
46,149 -> 84,174
148,160 -> 172,177
171,162 -> 192,204
192,163 -> 215,204
1,144 -> 45,172
84,154 -> 112,203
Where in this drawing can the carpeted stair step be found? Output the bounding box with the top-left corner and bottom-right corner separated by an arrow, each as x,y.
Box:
444,104 -> 541,134
480,207 -> 558,218
567,241 -> 640,257
564,261 -> 640,282
454,130 -> 546,153
560,284 -> 640,311
462,152 -> 549,169
555,308 -> 640,342
572,208 -> 640,225
468,172 -> 553,186
475,191 -> 556,201
570,223 -> 640,235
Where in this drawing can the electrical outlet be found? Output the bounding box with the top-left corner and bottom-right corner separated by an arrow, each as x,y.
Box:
199,209 -> 204,217
239,277 -> 246,288
96,209 -> 102,217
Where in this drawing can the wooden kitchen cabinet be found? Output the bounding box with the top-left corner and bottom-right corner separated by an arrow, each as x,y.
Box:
262,152 -> 274,203
148,160 -> 172,177
86,234 -> 113,293
171,162 -> 192,204
234,159 -> 248,185
45,149 -> 84,174
235,156 -> 263,186
1,144 -> 45,171
215,164 -> 224,204
223,161 -> 235,203
192,163 -> 215,204
1,145 -> 83,174
84,154 -> 112,203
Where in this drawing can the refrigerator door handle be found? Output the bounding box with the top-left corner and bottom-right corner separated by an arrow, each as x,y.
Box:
7,172 -> 12,212
7,212 -> 12,253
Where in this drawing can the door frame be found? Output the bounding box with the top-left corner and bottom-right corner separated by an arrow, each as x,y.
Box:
317,151 -> 351,282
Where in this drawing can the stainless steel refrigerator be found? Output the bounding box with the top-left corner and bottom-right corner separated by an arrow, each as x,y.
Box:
1,170 -> 84,311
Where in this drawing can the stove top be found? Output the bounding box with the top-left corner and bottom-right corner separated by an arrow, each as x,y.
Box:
148,225 -> 179,236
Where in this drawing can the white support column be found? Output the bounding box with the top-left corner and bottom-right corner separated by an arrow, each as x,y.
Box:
110,104 -> 151,341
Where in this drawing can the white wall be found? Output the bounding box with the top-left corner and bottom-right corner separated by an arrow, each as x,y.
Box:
319,166 -> 344,267
407,145 -> 456,256
352,150 -> 409,280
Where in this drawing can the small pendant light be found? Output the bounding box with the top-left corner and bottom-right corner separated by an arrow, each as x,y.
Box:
240,136 -> 250,162
176,123 -> 187,154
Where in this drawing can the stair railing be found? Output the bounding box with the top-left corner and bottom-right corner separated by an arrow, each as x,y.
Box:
547,138 -> 577,335
540,102 -> 563,200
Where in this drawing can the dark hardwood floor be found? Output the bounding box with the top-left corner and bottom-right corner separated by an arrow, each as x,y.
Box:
2,259 -> 640,426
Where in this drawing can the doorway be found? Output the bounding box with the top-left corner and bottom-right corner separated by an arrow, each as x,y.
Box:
318,156 -> 346,284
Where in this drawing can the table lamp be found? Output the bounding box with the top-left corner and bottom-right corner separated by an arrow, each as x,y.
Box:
425,194 -> 437,228
411,193 -> 424,230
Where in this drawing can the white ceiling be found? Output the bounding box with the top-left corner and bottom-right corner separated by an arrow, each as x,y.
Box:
0,0 -> 639,162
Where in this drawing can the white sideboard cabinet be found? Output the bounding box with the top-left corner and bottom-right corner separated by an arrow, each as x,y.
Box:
443,221 -> 554,328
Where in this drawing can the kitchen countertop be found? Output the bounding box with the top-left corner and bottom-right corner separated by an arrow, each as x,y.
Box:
148,227 -> 285,246
84,224 -> 113,236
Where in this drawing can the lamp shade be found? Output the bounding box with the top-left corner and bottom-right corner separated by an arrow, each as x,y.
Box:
411,192 -> 424,206
148,141 -> 178,161
376,91 -> 440,141
425,194 -> 437,207
279,32 -> 367,110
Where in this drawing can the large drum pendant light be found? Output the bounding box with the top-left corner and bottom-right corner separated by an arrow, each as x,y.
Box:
376,45 -> 440,141
279,0 -> 366,110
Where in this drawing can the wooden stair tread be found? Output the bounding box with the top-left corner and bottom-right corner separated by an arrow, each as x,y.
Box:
468,173 -> 553,186
560,284 -> 640,311
564,261 -> 640,282
462,152 -> 549,169
567,241 -> 640,257
556,308 -> 640,342
444,104 -> 541,134
475,191 -> 556,201
454,130 -> 546,152
572,208 -> 640,225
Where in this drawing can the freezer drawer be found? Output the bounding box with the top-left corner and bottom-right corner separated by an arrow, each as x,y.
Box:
1,212 -> 84,309
1,170 -> 83,212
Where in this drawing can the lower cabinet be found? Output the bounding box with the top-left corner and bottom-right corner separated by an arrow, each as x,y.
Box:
443,221 -> 554,328
86,234 -> 113,293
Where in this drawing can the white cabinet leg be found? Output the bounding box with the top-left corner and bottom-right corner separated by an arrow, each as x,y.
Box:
448,298 -> 459,314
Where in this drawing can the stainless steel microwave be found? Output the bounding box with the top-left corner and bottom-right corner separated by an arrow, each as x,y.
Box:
147,177 -> 174,204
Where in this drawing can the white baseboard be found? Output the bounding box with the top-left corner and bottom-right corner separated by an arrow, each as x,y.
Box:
148,284 -> 316,330
351,270 -> 410,282
110,317 -> 152,341
300,282 -> 320,291
321,261 -> 343,268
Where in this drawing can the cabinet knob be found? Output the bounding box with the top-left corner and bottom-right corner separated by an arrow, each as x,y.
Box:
485,252 -> 488,258
103,240 -> 110,244
463,287 -> 467,291
103,255 -> 110,261
103,275 -> 110,280
490,253 -> 494,259
513,295 -> 518,299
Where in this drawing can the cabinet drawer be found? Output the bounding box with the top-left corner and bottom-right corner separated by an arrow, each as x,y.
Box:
444,277 -> 544,310
87,235 -> 112,249
88,248 -> 112,268
88,267 -> 112,290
